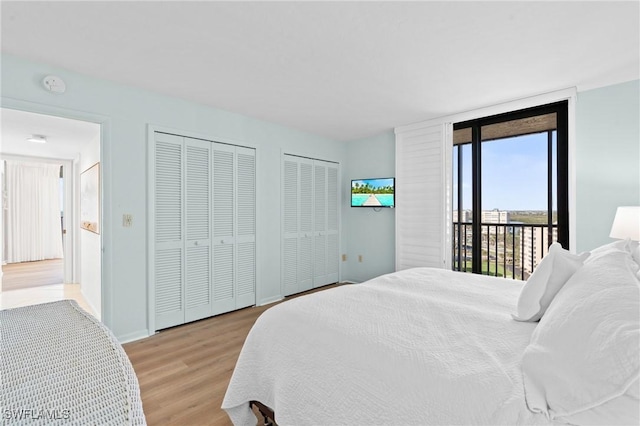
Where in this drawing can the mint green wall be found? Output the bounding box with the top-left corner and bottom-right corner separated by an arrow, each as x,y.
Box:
342,80 -> 640,278
576,80 -> 640,252
1,53 -> 347,341
343,131 -> 396,282
3,51 -> 636,339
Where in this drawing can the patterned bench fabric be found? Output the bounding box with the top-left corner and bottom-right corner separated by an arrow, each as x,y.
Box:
1,300 -> 146,425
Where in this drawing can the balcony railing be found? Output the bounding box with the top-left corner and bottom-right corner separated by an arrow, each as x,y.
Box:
452,222 -> 558,280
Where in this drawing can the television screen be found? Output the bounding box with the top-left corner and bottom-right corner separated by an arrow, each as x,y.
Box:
351,177 -> 395,208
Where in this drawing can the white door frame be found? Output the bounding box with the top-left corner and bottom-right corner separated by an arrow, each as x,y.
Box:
0,97 -> 112,328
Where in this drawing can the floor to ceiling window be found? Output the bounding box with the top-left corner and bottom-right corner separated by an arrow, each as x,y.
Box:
452,101 -> 568,279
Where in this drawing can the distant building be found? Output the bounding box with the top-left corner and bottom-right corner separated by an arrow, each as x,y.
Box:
452,210 -> 472,223
481,209 -> 510,224
521,225 -> 558,275
452,209 -> 510,224
481,209 -> 510,235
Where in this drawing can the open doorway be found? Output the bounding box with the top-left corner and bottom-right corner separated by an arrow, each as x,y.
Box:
0,108 -> 101,318
2,159 -> 67,290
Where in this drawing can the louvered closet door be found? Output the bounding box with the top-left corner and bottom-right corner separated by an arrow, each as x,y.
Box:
154,133 -> 185,329
235,147 -> 256,309
396,123 -> 445,269
212,143 -> 237,315
282,157 -> 299,296
325,162 -> 339,284
298,158 -> 314,292
184,138 -> 212,322
312,162 -> 328,287
212,144 -> 256,313
282,155 -> 340,295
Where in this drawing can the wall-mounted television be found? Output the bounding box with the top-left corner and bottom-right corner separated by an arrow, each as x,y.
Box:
351,177 -> 395,208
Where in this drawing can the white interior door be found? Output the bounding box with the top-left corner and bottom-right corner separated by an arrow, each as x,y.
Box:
184,138 -> 212,322
282,155 -> 339,295
325,162 -> 339,284
298,158 -> 314,292
153,132 -> 256,329
282,157 -> 299,296
154,133 -> 185,329
282,155 -> 314,295
212,143 -> 236,315
235,147 -> 256,309
212,143 -> 256,313
313,162 -> 327,287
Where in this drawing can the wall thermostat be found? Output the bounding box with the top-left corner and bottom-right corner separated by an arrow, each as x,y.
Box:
43,75 -> 66,93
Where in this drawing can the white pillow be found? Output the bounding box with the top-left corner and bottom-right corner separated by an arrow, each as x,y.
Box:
512,242 -> 589,322
521,248 -> 640,423
586,239 -> 638,264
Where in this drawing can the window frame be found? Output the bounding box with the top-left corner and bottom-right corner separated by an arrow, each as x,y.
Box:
452,101 -> 569,275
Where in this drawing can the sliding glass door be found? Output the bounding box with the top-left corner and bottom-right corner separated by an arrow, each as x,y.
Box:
452,101 -> 568,279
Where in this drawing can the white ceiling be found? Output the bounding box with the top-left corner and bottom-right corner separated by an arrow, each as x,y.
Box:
1,1 -> 638,141
1,108 -> 100,160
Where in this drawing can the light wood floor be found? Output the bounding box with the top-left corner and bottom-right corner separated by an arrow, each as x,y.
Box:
0,283 -> 96,317
124,284 -> 342,426
2,258 -> 64,291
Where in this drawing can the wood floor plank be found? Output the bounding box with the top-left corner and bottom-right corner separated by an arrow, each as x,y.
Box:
2,259 -> 64,291
124,284 -> 342,426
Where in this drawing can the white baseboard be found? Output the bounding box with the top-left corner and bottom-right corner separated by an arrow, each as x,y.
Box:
258,296 -> 284,306
118,330 -> 152,344
80,287 -> 101,320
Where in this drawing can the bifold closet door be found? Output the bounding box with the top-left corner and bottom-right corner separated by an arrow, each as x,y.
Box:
313,162 -> 327,287
282,157 -> 299,296
235,147 -> 256,309
313,160 -> 339,287
212,143 -> 256,315
184,138 -> 213,322
282,156 -> 314,296
282,155 -> 339,295
154,132 -> 255,330
325,162 -> 339,284
154,133 -> 185,330
154,134 -> 213,328
298,158 -> 314,292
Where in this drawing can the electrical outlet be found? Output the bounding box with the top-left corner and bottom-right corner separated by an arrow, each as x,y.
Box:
358,255 -> 363,263
123,214 -> 133,227
342,254 -> 347,261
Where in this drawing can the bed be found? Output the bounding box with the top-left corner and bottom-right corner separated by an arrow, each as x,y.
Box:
0,300 -> 146,425
223,240 -> 640,426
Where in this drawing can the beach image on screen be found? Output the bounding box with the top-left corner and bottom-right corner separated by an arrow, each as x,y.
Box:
351,178 -> 394,207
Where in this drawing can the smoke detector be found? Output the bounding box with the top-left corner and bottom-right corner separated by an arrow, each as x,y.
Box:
43,75 -> 66,93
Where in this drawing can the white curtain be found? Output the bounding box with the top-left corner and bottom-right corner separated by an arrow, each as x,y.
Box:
5,161 -> 64,263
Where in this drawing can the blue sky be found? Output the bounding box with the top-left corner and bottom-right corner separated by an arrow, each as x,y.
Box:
453,132 -> 557,211
352,178 -> 394,190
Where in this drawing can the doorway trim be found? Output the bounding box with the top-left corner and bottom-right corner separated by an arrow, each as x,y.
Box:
1,97 -> 112,328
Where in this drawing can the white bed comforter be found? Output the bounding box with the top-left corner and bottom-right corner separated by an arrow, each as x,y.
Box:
223,267 -> 555,426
